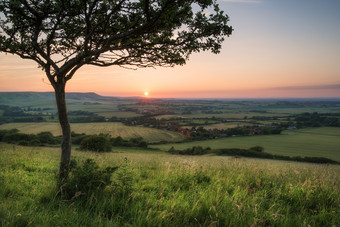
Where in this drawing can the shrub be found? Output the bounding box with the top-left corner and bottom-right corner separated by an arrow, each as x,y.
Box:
112,136 -> 124,146
58,159 -> 118,200
80,135 -> 112,152
249,146 -> 264,152
111,136 -> 148,148
71,131 -> 88,145
168,146 -> 210,155
2,132 -> 38,144
37,131 -> 56,144
113,158 -> 134,196
0,129 -> 19,141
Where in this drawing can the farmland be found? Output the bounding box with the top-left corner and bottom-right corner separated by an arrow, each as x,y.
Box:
1,92 -> 340,225
152,127 -> 340,162
1,92 -> 340,157
0,122 -> 185,143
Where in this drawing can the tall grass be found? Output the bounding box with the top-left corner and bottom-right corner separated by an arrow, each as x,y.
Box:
1,143 -> 339,226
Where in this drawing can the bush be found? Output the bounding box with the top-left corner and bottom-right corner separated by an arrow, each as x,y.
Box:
37,131 -> 56,144
80,135 -> 112,152
71,131 -> 88,145
58,159 -> 118,200
249,146 -> 264,152
168,146 -> 210,155
2,132 -> 38,144
111,136 -> 148,148
0,129 -> 19,141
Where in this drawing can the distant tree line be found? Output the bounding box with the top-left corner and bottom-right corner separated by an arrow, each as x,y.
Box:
294,112 -> 340,127
168,146 -> 339,165
0,129 -> 58,146
0,105 -> 108,124
0,129 -> 147,151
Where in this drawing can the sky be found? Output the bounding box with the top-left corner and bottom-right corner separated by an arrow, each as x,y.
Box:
1,0 -> 340,98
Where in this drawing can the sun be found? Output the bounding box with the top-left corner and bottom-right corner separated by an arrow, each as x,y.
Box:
144,91 -> 149,96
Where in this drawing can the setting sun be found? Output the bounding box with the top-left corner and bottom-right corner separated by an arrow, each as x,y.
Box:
144,91 -> 149,96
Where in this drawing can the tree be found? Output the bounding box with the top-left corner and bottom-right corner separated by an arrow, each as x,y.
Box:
0,0 -> 232,180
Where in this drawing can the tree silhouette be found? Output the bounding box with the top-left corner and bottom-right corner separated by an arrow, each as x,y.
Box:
0,0 -> 232,179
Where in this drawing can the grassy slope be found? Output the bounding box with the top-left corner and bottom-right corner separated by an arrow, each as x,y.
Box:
0,122 -> 185,143
152,127 -> 340,162
0,143 -> 339,226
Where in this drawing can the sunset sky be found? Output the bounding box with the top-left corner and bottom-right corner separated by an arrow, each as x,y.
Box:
1,0 -> 340,98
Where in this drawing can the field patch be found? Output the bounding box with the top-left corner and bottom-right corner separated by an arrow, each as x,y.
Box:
96,111 -> 142,118
182,112 -> 288,119
152,127 -> 340,161
0,122 -> 185,143
202,122 -> 257,130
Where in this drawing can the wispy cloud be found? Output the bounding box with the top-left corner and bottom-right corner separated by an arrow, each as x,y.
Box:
218,0 -> 263,3
273,84 -> 340,90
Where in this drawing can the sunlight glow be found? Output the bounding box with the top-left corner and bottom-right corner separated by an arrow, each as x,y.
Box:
144,91 -> 149,96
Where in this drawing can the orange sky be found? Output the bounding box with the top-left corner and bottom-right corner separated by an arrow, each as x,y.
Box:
1,0 -> 340,98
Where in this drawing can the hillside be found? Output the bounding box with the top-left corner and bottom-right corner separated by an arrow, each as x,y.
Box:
0,92 -> 123,107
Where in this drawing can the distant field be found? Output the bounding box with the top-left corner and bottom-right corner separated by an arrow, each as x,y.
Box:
152,127 -> 340,162
154,115 -> 186,120
96,111 -> 142,118
175,112 -> 288,119
268,107 -> 340,114
0,122 -> 185,143
203,122 -> 257,130
66,103 -> 119,112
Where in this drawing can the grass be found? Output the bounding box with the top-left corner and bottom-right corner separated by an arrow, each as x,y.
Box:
202,122 -> 257,130
0,122 -> 185,143
0,143 -> 339,226
152,127 -> 340,162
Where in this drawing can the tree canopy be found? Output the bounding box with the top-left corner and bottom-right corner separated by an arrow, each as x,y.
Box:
0,0 -> 232,86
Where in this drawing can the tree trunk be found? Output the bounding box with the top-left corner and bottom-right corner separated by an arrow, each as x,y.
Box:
55,84 -> 72,180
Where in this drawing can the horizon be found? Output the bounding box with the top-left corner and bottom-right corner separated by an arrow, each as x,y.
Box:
1,90 -> 340,101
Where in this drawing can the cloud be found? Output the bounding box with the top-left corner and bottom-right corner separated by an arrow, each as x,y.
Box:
218,0 -> 263,3
273,84 -> 340,90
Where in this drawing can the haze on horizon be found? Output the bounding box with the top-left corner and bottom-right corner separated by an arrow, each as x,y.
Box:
1,0 -> 340,99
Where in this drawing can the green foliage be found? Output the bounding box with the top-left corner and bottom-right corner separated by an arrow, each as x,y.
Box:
0,129 -> 59,146
71,131 -> 88,145
168,146 -> 211,155
295,112 -> 340,127
2,131 -> 39,146
69,114 -> 106,123
58,159 -> 118,200
37,131 -> 57,144
111,136 -> 148,148
168,145 -> 339,164
113,158 -> 134,196
80,135 -> 112,152
0,128 -> 18,140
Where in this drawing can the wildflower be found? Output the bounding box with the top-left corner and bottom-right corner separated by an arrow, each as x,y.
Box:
17,213 -> 22,216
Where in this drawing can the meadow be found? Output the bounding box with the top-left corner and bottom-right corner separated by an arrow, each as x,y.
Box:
0,122 -> 185,143
1,143 -> 339,226
152,127 -> 340,162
